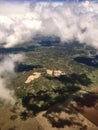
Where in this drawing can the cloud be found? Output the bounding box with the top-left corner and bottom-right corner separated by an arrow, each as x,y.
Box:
0,54 -> 24,104
0,79 -> 15,104
0,1 -> 98,48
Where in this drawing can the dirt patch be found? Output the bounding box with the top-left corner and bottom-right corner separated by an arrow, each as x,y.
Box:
46,69 -> 53,76
25,72 -> 41,83
46,69 -> 64,77
92,87 -> 98,93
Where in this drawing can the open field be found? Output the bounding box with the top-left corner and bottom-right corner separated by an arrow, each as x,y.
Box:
72,93 -> 98,127
36,100 -> 98,130
0,106 -> 43,130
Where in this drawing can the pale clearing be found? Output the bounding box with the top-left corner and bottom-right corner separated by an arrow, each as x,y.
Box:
46,69 -> 65,77
25,72 -> 41,83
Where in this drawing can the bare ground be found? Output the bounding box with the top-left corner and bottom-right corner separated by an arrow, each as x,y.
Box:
72,94 -> 98,127
35,101 -> 98,130
25,72 -> 41,83
46,69 -> 65,77
0,106 -> 43,130
0,100 -> 98,130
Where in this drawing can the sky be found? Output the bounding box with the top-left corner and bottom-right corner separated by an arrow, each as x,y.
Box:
1,0 -> 97,2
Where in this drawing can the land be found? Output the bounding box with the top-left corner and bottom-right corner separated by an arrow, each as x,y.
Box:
0,37 -> 98,130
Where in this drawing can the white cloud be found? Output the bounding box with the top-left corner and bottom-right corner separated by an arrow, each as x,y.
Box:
0,1 -> 97,48
0,79 -> 15,104
0,54 -> 24,104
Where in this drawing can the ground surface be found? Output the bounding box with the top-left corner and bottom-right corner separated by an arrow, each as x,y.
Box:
72,94 -> 98,127
35,101 -> 98,130
1,39 -> 98,130
0,106 -> 43,130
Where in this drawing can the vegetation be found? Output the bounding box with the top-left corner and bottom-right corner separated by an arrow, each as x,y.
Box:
8,40 -> 98,115
1,38 -> 98,129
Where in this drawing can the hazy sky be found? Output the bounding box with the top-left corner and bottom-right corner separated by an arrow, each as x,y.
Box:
1,0 -> 96,2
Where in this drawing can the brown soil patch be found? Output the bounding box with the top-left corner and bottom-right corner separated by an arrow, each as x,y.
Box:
92,87 -> 98,93
46,69 -> 53,76
46,69 -> 64,77
25,72 -> 41,83
72,94 -> 98,127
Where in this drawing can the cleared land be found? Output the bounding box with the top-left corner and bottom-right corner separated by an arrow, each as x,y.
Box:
25,72 -> 41,83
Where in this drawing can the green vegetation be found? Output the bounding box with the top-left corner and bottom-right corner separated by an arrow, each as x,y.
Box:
1,40 -> 98,130
8,41 -> 98,116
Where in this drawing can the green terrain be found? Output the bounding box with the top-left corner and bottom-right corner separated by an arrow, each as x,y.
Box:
1,38 -> 98,130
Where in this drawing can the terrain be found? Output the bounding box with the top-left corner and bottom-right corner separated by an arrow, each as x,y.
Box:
0,37 -> 98,130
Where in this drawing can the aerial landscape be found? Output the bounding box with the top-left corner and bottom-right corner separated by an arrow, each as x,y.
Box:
0,0 -> 98,130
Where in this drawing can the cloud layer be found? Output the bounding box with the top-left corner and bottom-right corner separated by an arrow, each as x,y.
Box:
0,1 -> 98,48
